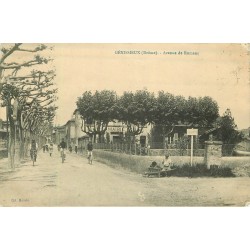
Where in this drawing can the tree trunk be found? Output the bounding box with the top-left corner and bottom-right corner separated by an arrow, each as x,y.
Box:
19,126 -> 25,160
8,116 -> 15,169
23,131 -> 30,158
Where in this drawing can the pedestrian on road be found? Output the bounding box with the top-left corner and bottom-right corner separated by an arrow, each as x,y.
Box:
29,139 -> 38,162
59,138 -> 67,160
49,143 -> 53,157
87,141 -> 93,164
75,144 -> 78,154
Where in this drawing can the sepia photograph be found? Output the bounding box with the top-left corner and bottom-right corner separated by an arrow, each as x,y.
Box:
0,43 -> 249,207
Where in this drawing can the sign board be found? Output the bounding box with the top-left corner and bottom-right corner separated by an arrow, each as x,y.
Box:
107,126 -> 123,133
187,129 -> 198,136
187,129 -> 198,166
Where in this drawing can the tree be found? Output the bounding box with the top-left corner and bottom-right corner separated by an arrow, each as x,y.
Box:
214,109 -> 243,144
0,71 -> 57,167
152,91 -> 186,148
76,90 -> 118,142
0,43 -> 50,93
185,96 -> 219,127
117,90 -> 155,141
0,44 -> 55,168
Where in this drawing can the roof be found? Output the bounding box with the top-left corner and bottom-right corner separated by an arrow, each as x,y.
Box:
203,126 -> 221,135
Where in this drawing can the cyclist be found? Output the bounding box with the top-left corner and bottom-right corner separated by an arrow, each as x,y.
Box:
59,138 -> 67,161
87,141 -> 93,164
29,139 -> 38,162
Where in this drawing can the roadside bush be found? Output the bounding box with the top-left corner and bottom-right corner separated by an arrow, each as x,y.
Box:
168,163 -> 235,178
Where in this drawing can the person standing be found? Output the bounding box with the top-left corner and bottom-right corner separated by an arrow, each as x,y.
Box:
49,142 -> 53,157
69,144 -> 72,153
87,141 -> 93,164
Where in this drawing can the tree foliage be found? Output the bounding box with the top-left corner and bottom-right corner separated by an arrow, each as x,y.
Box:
77,89 -> 221,147
214,109 -> 243,144
185,96 -> 219,127
117,90 -> 155,136
76,90 -> 117,142
151,91 -> 187,144
76,89 -> 220,144
0,43 -> 51,93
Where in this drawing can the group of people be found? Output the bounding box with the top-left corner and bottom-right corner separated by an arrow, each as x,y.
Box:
43,142 -> 54,156
29,138 -> 174,176
149,154 -> 173,172
28,138 -> 94,164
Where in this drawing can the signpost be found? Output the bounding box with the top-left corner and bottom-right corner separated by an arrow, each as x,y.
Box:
187,129 -> 198,166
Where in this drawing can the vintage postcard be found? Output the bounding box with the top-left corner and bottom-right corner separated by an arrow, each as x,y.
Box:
0,43 -> 249,206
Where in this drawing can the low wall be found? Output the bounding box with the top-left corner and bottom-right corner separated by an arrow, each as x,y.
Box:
149,149 -> 204,157
94,150 -> 250,175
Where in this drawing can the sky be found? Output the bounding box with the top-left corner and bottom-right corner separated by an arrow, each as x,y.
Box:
1,43 -> 249,129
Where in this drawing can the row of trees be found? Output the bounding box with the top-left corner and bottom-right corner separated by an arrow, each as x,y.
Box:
0,44 -> 57,168
76,90 -> 222,143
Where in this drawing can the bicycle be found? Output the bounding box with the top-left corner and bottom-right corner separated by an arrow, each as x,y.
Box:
60,148 -> 66,163
30,149 -> 37,166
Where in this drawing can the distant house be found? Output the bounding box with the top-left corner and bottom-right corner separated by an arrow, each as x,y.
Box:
150,123 -> 212,149
73,109 -> 151,147
53,125 -> 66,146
61,110 -> 225,150
234,128 -> 250,152
65,119 -> 76,146
239,127 -> 250,138
235,138 -> 250,151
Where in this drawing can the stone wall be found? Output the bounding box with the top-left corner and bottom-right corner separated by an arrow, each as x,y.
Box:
204,141 -> 223,169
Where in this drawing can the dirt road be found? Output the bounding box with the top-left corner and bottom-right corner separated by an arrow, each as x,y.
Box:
0,151 -> 250,206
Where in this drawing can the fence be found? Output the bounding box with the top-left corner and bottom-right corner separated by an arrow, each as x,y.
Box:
0,139 -> 8,149
0,139 -> 238,158
91,142 -> 237,157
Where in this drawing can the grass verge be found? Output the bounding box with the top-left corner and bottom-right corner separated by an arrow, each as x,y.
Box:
94,150 -> 250,177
